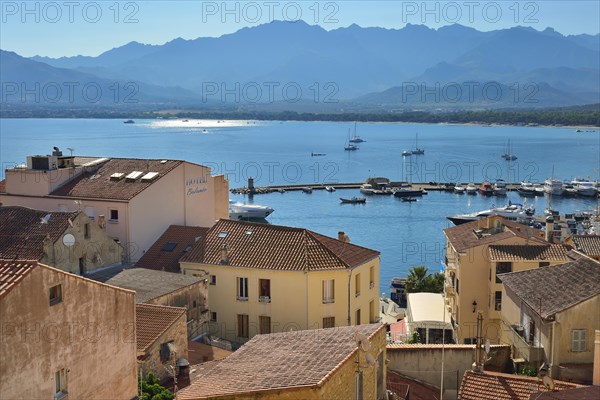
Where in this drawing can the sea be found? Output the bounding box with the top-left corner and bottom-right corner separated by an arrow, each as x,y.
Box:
1,118 -> 599,293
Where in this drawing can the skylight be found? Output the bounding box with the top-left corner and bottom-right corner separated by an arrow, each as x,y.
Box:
125,171 -> 144,181
218,231 -> 228,238
141,172 -> 159,182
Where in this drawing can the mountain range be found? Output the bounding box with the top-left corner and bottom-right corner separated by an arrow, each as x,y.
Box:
2,21 -> 599,110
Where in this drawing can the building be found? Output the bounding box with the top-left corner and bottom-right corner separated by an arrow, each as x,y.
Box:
564,235 -> 600,261
499,256 -> 600,383
0,205 -> 123,274
0,260 -> 138,399
457,370 -> 578,400
136,225 -> 209,273
177,323 -> 387,400
106,268 -> 208,337
405,292 -> 455,344
528,386 -> 600,400
180,219 -> 380,343
442,216 -> 563,343
0,149 -> 228,261
136,303 -> 189,382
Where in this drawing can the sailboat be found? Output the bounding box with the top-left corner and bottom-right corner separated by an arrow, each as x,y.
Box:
411,133 -> 424,155
349,122 -> 365,143
502,139 -> 517,161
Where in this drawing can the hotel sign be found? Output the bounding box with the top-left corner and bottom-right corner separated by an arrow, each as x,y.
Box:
186,175 -> 208,196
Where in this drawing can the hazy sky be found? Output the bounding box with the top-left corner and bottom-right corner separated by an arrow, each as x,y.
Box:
1,0 -> 599,57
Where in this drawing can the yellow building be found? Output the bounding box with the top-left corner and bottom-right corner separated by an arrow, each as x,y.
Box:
0,260 -> 138,399
0,205 -> 123,274
180,219 -> 380,343
177,323 -> 386,400
443,216 -> 556,343
499,255 -> 600,384
0,149 -> 228,261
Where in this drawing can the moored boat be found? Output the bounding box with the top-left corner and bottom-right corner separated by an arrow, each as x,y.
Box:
325,186 -> 336,192
401,197 -> 418,202
340,197 -> 366,204
446,201 -> 535,225
229,200 -> 274,220
493,179 -> 507,196
393,188 -> 424,198
572,178 -> 597,197
302,187 -> 313,193
465,183 -> 477,195
478,182 -> 494,196
360,184 -> 375,195
454,184 -> 465,194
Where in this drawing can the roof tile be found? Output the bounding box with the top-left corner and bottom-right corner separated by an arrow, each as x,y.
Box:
488,244 -> 569,261
135,303 -> 186,353
0,260 -> 38,299
570,235 -> 600,257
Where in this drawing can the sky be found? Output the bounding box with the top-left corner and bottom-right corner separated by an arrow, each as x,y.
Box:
1,0 -> 599,57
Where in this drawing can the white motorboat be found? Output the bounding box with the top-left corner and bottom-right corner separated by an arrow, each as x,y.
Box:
447,201 -> 535,225
571,178 -> 597,197
534,185 -> 545,196
544,178 -> 564,196
465,183 -> 477,195
229,200 -> 274,220
325,186 -> 336,192
493,179 -> 507,196
518,181 -> 535,197
454,185 -> 465,194
401,150 -> 412,157
360,184 -> 375,195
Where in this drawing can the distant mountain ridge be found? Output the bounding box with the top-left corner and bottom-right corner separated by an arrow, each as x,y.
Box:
3,21 -> 599,109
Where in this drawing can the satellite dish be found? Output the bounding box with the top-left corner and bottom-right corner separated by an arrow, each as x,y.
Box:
365,353 -> 376,366
355,333 -> 371,352
62,234 -> 76,247
542,375 -> 555,390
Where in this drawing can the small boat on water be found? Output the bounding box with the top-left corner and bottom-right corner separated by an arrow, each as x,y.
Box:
572,178 -> 597,197
373,187 -> 394,195
393,188 -> 424,198
517,181 -> 536,197
401,197 -> 418,202
411,133 -> 424,155
340,197 -> 366,204
465,183 -> 477,195
302,187 -> 313,193
544,178 -> 564,196
360,184 -> 375,195
454,185 -> 465,194
229,200 -> 274,220
325,186 -> 336,192
446,201 -> 535,225
493,179 -> 507,196
123,120 -> 135,124
344,143 -> 359,151
401,150 -> 412,157
202,129 -> 208,133
311,152 -> 326,157
348,122 -> 366,143
478,182 -> 494,196
534,184 -> 545,196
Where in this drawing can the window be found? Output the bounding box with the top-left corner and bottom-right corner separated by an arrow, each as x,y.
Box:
209,275 -> 216,285
369,300 -> 375,323
355,308 -> 361,325
354,371 -> 364,400
322,279 -> 335,303
237,277 -> 248,300
259,279 -> 271,302
572,329 -> 587,352
323,317 -> 335,329
259,316 -> 271,334
494,291 -> 502,311
355,273 -> 361,297
369,266 -> 375,289
49,285 -> 62,306
109,209 -> 119,222
237,314 -> 249,338
539,262 -> 550,267
192,300 -> 197,308
456,278 -> 459,294
496,262 -> 512,283
161,242 -> 177,252
84,223 -> 90,239
210,312 -> 217,322
55,368 -> 67,394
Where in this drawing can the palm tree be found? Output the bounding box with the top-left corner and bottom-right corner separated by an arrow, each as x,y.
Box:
405,266 -> 430,293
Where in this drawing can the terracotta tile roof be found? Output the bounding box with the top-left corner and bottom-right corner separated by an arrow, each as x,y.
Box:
444,217 -> 546,253
570,235 -> 600,257
0,260 -> 38,300
135,303 -> 186,353
458,370 -> 578,400
136,225 -> 209,273
488,244 -> 569,261
529,386 -> 600,400
50,158 -> 182,200
177,324 -> 385,399
106,268 -> 202,303
0,179 -> 5,193
387,343 -> 508,350
0,206 -> 78,260
182,219 -> 379,271
499,257 -> 600,319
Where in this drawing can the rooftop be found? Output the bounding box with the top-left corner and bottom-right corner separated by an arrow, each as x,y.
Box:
528,386 -> 600,400
569,235 -> 600,257
499,256 -> 600,319
182,219 -> 380,271
135,303 -> 186,353
0,260 -> 38,300
50,158 -> 183,200
106,268 -> 203,303
458,370 -> 578,400
488,244 -> 569,262
444,217 -> 546,253
177,324 -> 385,399
407,293 -> 452,324
136,225 -> 209,273
0,206 -> 78,260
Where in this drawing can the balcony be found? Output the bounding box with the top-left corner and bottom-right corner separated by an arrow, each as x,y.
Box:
505,322 -> 544,364
370,282 -> 375,289
445,279 -> 456,296
259,296 -> 271,304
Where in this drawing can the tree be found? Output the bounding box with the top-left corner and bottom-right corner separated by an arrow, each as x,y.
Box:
405,266 -> 445,294
140,372 -> 174,400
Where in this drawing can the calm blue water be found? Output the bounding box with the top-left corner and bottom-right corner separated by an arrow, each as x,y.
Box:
1,119 -> 599,292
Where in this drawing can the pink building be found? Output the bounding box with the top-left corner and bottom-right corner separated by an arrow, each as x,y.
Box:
0,148 -> 228,261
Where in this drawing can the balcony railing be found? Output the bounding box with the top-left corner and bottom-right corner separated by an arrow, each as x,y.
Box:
259,296 -> 271,303
504,321 -> 544,363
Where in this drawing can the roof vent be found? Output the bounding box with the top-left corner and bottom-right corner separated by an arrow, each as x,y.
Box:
125,171 -> 144,182
141,172 -> 159,182
160,160 -> 168,164
245,229 -> 253,236
110,173 -> 125,181
217,231 -> 228,239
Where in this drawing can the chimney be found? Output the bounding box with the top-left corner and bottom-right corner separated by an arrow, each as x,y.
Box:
594,330 -> 600,386
338,231 -> 350,243
97,215 -> 106,230
220,244 -> 229,265
545,216 -> 554,243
